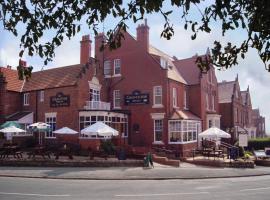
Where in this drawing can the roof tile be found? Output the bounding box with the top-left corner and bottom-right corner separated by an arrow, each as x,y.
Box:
0,67 -> 24,92
22,64 -> 83,92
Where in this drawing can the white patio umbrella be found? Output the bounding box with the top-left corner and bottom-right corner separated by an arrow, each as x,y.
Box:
0,126 -> 25,141
81,122 -> 119,137
199,127 -> 231,139
29,122 -> 50,145
53,127 -> 78,135
0,126 -> 26,133
29,122 -> 50,130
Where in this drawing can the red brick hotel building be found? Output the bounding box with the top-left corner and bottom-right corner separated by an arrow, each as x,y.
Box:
0,20 -> 222,156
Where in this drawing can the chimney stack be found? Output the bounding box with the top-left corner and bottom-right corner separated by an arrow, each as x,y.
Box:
136,19 -> 149,52
80,35 -> 92,64
19,59 -> 27,67
94,33 -> 106,60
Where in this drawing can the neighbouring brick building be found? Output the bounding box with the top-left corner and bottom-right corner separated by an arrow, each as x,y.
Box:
174,51 -> 220,132
252,109 -> 266,138
218,75 -> 264,140
218,75 -> 247,141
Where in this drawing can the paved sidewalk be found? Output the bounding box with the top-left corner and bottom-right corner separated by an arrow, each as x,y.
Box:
1,162 -> 270,180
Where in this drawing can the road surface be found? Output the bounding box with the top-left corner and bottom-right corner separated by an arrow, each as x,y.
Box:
1,176 -> 270,200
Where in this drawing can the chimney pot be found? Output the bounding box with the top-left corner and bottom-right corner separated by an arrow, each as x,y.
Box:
80,34 -> 92,64
136,19 -> 150,52
19,59 -> 27,67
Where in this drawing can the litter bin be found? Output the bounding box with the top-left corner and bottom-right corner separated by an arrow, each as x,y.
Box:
118,148 -> 126,160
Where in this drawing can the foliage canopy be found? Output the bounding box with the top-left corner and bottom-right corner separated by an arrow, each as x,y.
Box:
0,0 -> 269,79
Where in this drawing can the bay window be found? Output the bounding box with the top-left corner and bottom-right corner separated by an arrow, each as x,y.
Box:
169,120 -> 201,143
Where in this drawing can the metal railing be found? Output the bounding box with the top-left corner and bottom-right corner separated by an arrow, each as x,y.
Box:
84,101 -> 110,110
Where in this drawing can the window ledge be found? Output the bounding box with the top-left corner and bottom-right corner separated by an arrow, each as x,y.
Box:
152,104 -> 164,108
104,75 -> 111,78
112,74 -> 121,77
152,141 -> 164,145
169,140 -> 197,144
45,137 -> 56,139
113,107 -> 121,110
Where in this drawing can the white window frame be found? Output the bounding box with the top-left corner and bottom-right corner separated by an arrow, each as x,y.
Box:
172,88 -> 177,108
23,93 -> 30,106
212,95 -> 215,111
160,58 -> 167,69
153,86 -> 163,108
183,90 -> 188,110
79,112 -> 128,139
39,90 -> 44,102
90,88 -> 100,102
168,120 -> 200,144
113,90 -> 121,109
206,94 -> 209,110
45,113 -> 57,138
154,119 -> 163,143
114,59 -> 121,76
104,60 -> 111,76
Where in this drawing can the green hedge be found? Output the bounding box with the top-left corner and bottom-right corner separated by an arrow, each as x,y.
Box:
247,138 -> 270,151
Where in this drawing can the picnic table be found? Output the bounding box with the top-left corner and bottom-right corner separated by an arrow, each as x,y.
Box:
28,146 -> 51,159
192,148 -> 224,160
88,147 -> 108,160
55,147 -> 73,160
0,145 -> 22,159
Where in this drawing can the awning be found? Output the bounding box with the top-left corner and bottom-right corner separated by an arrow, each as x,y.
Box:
170,110 -> 201,121
6,111 -> 33,124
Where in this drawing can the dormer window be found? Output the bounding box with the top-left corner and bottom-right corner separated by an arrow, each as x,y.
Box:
160,58 -> 167,69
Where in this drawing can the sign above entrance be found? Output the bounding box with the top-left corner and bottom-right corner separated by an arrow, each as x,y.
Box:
50,92 -> 70,107
124,90 -> 149,105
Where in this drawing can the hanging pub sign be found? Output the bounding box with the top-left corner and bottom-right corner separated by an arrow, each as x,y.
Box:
124,90 -> 149,105
50,92 -> 70,107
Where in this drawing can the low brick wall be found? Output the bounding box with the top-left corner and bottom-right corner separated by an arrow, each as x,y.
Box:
226,161 -> 255,168
153,155 -> 180,167
255,159 -> 270,167
0,159 -> 143,167
184,159 -> 254,168
184,159 -> 225,167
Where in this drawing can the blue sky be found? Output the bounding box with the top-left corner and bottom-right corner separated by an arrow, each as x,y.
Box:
0,2 -> 269,133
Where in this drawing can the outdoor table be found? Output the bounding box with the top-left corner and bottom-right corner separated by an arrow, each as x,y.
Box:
28,146 -> 51,159
202,148 -> 213,158
213,150 -> 224,160
0,146 -> 22,159
89,149 -> 108,160
55,148 -> 73,160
